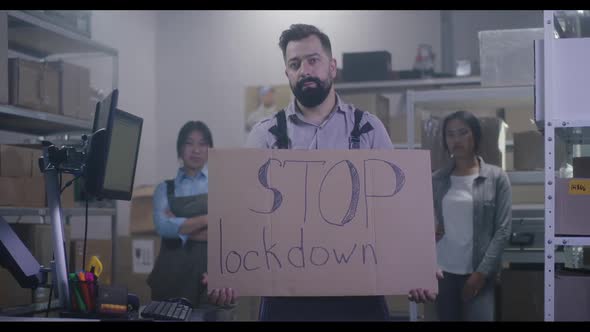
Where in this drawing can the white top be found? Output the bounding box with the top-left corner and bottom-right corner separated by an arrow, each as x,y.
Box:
436,173 -> 478,275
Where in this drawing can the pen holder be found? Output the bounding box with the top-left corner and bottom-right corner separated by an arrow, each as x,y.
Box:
68,279 -> 99,313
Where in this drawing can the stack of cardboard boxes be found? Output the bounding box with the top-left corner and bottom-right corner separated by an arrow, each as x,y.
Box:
117,185 -> 161,305
0,11 -> 92,120
0,144 -> 75,208
7,58 -> 93,120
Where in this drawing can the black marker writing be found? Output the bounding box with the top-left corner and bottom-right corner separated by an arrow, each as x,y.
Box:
250,158 -> 283,214
319,160 -> 360,227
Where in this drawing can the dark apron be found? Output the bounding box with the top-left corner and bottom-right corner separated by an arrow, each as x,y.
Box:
147,180 -> 209,307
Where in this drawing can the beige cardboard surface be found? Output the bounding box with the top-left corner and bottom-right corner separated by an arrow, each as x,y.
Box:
130,185 -> 157,234
208,149 -> 438,296
342,93 -> 390,136
0,145 -> 33,177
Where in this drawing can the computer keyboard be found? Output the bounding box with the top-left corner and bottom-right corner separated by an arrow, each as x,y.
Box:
141,300 -> 192,321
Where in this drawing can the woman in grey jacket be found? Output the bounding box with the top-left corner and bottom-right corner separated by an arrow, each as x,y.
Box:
432,111 -> 511,321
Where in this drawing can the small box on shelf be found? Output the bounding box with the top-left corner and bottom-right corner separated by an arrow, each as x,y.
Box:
0,144 -> 33,177
555,177 -> 590,236
49,60 -> 92,120
8,58 -> 60,115
573,157 -> 590,178
555,269 -> 590,321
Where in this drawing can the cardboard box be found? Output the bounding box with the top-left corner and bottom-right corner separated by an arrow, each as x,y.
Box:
390,111 -> 422,145
0,11 -> 8,104
8,58 -> 60,114
40,63 -> 60,114
499,268 -> 543,321
479,28 -> 544,87
0,145 -> 33,177
342,93 -> 390,138
50,61 -> 91,119
11,223 -> 72,270
0,224 -> 71,307
0,176 -> 25,205
573,157 -> 590,178
421,115 -> 507,171
511,185 -> 544,205
0,268 -> 32,307
117,235 -> 161,305
504,109 -> 537,141
130,185 -> 157,234
555,271 -> 590,321
23,176 -> 45,207
0,175 -> 75,208
513,130 -> 567,171
31,149 -> 43,177
555,178 -> 590,236
70,239 -> 112,285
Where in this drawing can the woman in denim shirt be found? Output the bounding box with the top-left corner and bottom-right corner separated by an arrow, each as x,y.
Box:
432,111 -> 511,321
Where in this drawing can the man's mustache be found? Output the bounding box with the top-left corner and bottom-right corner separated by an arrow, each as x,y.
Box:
296,77 -> 322,90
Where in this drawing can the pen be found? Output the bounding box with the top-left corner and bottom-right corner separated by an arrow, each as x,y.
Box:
78,271 -> 92,312
85,272 -> 96,312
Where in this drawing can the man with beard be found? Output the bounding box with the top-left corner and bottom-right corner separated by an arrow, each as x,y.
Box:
205,24 -> 437,321
245,24 -> 392,150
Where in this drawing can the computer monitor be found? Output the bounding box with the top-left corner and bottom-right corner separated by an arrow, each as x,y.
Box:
92,89 -> 118,133
85,90 -> 143,200
101,108 -> 143,200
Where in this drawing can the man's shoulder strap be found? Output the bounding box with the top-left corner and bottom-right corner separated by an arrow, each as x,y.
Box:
268,109 -> 289,149
349,108 -> 374,149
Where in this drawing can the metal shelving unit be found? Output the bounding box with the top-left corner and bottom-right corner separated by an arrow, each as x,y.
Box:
1,10 -> 118,145
0,11 -> 119,294
405,85 -> 544,184
0,104 -> 91,135
7,10 -> 116,58
543,10 -> 590,321
335,76 -> 481,94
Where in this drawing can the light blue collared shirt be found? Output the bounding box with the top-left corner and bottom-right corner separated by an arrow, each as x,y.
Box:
153,165 -> 209,243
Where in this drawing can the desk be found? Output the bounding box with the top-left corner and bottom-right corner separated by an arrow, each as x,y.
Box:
0,316 -> 99,322
0,309 -> 209,322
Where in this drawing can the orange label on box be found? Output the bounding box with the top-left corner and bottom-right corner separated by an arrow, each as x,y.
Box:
568,179 -> 590,195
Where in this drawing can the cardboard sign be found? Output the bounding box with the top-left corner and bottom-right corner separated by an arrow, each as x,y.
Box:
207,149 -> 438,296
568,179 -> 590,195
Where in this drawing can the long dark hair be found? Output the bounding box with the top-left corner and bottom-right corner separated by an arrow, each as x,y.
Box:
441,110 -> 482,153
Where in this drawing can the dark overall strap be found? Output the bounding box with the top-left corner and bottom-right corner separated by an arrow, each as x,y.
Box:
349,109 -> 374,149
268,109 -> 289,149
270,108 -> 373,149
150,179 -> 209,305
165,179 -> 175,197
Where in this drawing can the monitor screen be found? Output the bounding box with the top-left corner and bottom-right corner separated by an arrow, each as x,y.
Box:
101,108 -> 143,200
85,89 -> 143,201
